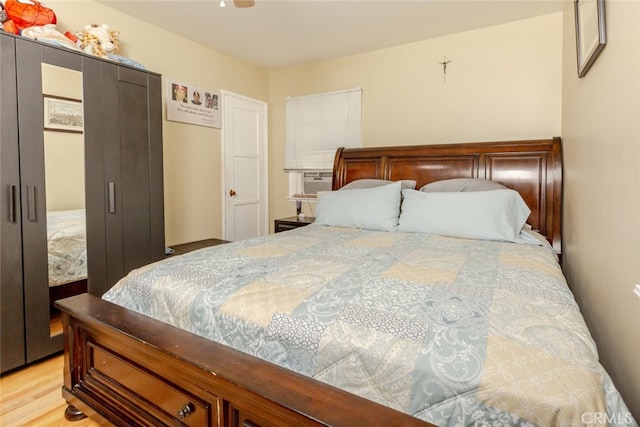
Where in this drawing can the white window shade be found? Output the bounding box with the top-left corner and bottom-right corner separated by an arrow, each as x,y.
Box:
285,88 -> 361,171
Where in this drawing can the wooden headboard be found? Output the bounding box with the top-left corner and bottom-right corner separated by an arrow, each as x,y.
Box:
332,137 -> 563,255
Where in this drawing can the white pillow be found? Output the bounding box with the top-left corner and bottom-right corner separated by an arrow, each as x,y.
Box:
341,179 -> 416,191
397,189 -> 531,242
315,181 -> 402,231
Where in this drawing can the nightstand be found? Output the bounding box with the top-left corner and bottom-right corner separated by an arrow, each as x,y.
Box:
274,216 -> 315,233
166,238 -> 230,256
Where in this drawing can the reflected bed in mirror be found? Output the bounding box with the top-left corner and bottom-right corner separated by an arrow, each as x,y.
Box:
47,209 -> 87,286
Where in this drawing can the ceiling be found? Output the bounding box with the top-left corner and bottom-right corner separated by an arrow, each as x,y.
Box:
98,0 -> 565,70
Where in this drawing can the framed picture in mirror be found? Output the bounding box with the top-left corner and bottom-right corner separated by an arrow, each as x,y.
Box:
574,0 -> 606,78
43,95 -> 84,133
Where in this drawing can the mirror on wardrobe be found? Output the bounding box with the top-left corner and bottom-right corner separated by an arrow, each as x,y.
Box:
41,63 -> 87,337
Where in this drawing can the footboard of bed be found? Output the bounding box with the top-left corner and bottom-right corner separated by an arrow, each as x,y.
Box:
56,293 -> 433,427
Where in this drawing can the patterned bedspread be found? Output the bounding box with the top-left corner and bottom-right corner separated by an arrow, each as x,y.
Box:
47,209 -> 87,287
103,225 -> 633,426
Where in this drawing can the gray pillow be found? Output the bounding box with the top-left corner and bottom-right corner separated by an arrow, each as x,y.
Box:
398,189 -> 531,242
420,178 -> 506,192
341,179 -> 416,191
315,182 -> 402,231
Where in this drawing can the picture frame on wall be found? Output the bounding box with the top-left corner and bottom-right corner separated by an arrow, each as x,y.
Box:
43,95 -> 84,133
165,78 -> 222,128
574,0 -> 606,78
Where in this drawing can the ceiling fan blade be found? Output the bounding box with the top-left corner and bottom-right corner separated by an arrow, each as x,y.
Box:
233,0 -> 255,7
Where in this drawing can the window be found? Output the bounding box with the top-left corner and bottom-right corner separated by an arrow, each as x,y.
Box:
285,88 -> 361,200
285,88 -> 361,171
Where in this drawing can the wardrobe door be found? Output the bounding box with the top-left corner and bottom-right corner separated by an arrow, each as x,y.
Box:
0,34 -> 26,374
147,71 -> 165,266
82,56 -> 109,298
101,63 -> 165,291
15,39 -> 85,362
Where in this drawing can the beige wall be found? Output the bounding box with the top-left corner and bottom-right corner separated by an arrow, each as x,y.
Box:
268,13 -> 563,222
41,64 -> 85,211
44,135 -> 85,211
561,0 -> 640,418
47,0 -> 269,246
45,3 -> 562,243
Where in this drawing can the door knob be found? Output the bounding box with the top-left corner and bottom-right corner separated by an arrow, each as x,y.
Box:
229,189 -> 237,197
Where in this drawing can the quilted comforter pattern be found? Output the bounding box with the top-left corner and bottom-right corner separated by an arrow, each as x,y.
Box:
103,225 -> 633,426
47,209 -> 87,287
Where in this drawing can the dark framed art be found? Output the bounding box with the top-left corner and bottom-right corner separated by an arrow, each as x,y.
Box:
574,0 -> 606,78
43,95 -> 84,133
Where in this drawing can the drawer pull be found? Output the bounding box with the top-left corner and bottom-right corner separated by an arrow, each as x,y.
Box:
177,403 -> 194,420
242,420 -> 260,427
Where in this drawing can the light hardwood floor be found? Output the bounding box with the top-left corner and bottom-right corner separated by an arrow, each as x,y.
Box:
0,354 -> 102,426
1,241 -> 229,426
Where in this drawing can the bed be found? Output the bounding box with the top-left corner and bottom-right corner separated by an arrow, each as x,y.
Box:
47,209 -> 88,309
56,137 -> 634,426
47,209 -> 87,287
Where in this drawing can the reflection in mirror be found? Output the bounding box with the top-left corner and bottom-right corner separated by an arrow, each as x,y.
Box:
41,64 -> 87,337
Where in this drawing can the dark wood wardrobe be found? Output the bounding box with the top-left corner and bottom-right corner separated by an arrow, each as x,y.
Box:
0,33 -> 165,373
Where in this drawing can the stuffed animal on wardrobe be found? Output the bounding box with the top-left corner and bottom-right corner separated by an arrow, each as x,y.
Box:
3,0 -> 56,32
75,23 -> 120,58
0,2 -> 18,33
21,23 -> 82,51
75,23 -> 146,70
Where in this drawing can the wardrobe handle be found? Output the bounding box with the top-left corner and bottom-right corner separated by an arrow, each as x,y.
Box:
108,182 -> 116,213
8,185 -> 17,223
27,184 -> 36,221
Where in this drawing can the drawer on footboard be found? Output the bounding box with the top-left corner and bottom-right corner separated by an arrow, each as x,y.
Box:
86,342 -> 216,426
74,338 -> 220,426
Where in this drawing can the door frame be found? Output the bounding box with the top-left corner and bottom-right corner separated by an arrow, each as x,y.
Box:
220,90 -> 269,241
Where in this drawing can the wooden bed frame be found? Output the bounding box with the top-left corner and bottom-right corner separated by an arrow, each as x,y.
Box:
56,137 -> 562,427
50,278 -> 87,311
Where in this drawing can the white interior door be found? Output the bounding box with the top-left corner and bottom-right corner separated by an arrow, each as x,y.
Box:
222,91 -> 268,241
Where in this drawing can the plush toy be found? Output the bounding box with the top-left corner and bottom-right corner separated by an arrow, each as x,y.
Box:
74,23 -> 146,70
0,2 -> 19,34
76,23 -> 120,58
4,0 -> 56,32
21,24 -> 82,51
